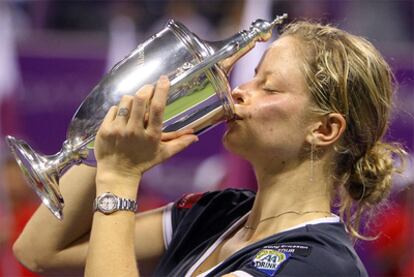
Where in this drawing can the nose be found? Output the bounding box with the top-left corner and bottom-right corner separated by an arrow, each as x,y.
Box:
231,85 -> 247,104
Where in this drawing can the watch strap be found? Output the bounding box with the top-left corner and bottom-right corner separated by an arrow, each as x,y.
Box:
117,197 -> 138,212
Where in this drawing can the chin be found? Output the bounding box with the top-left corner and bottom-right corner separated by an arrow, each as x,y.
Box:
222,131 -> 249,158
222,130 -> 236,151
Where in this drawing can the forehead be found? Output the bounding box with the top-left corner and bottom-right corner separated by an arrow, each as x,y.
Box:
259,36 -> 303,69
257,36 -> 307,92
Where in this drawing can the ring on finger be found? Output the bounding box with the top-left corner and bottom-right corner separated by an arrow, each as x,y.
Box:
117,107 -> 130,117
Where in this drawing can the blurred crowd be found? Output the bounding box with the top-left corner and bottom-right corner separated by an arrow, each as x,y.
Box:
0,0 -> 413,276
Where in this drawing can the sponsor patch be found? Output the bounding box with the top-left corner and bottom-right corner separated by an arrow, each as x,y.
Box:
251,248 -> 291,276
271,244 -> 312,257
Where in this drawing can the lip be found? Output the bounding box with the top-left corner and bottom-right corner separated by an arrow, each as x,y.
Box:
234,114 -> 243,120
226,113 -> 243,124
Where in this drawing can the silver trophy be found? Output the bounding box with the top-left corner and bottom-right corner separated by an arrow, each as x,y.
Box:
5,14 -> 288,220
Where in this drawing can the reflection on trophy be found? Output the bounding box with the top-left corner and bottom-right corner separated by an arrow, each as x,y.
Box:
5,14 -> 288,220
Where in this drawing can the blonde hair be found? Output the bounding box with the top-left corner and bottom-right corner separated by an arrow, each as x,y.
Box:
281,21 -> 406,239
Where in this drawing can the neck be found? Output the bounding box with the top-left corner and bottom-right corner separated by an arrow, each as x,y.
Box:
245,158 -> 332,237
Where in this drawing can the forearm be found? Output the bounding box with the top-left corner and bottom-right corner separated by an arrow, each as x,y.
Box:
13,164 -> 97,273
84,76 -> 195,275
85,172 -> 141,277
86,211 -> 138,276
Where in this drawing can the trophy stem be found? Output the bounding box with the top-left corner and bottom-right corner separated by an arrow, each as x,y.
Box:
5,136 -> 86,220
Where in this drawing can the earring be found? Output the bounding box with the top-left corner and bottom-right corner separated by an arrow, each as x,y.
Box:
310,141 -> 315,183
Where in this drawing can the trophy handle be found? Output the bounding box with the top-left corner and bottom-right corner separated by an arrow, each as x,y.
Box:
5,136 -> 74,220
169,14 -> 288,89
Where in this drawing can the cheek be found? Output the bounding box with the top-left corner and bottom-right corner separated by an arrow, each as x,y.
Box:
252,97 -> 309,139
252,98 -> 295,124
223,96 -> 310,153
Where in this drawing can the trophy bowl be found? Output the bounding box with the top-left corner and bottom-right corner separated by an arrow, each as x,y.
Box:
6,14 -> 288,220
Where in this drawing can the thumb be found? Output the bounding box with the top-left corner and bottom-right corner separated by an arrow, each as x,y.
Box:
160,134 -> 199,160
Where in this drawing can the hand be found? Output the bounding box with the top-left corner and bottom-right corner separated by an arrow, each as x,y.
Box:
94,76 -> 198,182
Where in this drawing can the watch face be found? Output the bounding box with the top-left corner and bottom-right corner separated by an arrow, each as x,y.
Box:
98,195 -> 117,213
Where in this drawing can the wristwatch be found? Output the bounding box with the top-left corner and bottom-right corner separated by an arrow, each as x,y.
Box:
93,192 -> 137,215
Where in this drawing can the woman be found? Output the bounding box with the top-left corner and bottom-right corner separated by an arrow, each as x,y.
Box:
13,21 -> 405,276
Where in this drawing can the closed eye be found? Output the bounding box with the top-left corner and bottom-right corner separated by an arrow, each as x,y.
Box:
263,87 -> 280,93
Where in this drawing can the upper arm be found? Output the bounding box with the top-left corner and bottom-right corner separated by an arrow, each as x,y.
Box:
135,204 -> 168,276
134,206 -> 166,265
20,205 -> 167,276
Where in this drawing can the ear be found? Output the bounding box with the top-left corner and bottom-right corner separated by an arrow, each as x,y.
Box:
306,113 -> 346,146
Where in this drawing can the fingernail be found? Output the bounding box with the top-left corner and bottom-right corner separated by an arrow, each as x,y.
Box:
186,135 -> 198,143
160,75 -> 169,82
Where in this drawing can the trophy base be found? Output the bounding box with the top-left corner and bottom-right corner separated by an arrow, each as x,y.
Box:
5,136 -> 64,220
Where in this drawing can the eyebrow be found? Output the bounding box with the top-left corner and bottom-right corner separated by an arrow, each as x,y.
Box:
254,68 -> 282,82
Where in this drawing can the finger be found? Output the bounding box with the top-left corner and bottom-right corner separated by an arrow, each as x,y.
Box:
114,95 -> 134,125
161,128 -> 195,141
147,76 -> 169,135
127,84 -> 154,129
159,134 -> 198,161
101,105 -> 118,128
97,105 -> 118,139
